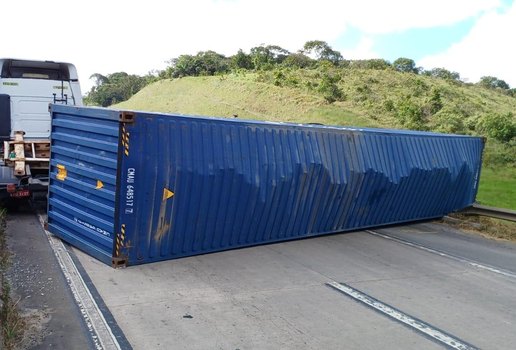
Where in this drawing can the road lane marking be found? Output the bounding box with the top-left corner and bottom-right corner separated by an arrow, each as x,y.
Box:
366,230 -> 516,279
37,213 -> 122,350
327,281 -> 478,350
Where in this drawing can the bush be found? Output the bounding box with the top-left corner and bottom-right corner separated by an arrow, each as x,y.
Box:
482,139 -> 516,167
317,72 -> 344,103
383,99 -> 395,112
421,87 -> 443,117
432,111 -> 465,134
395,97 -> 427,130
273,70 -> 286,86
476,112 -> 516,143
410,78 -> 429,97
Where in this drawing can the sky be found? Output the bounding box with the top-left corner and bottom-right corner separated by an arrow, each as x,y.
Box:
1,0 -> 515,93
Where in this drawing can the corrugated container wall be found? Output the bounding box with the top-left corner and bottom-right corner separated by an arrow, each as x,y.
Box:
47,105 -> 484,267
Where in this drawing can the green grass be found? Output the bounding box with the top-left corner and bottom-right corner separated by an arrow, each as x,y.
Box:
115,75 -> 381,128
0,209 -> 25,349
116,72 -> 516,129
477,167 -> 516,210
115,72 -> 516,210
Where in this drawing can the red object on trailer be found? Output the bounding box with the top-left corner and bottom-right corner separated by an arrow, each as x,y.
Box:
6,183 -> 16,193
6,183 -> 30,198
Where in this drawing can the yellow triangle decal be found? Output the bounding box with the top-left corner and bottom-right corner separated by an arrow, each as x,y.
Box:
163,188 -> 174,201
96,180 -> 104,189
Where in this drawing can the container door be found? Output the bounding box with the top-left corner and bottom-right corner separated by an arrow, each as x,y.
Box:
47,105 -> 121,265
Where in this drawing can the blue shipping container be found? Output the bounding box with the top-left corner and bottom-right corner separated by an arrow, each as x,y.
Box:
47,105 -> 484,267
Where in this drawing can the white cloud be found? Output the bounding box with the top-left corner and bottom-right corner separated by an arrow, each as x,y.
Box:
0,0 -> 505,92
342,0 -> 500,34
418,2 -> 516,86
340,37 -> 379,59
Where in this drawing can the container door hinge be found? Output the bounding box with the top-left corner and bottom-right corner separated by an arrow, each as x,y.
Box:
112,256 -> 128,268
119,112 -> 135,123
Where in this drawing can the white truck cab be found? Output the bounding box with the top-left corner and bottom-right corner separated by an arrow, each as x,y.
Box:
0,59 -> 82,139
0,58 -> 83,204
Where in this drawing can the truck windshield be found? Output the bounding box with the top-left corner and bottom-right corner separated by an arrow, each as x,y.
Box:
1,60 -> 70,80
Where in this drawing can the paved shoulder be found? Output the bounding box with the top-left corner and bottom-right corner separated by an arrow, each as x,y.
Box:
6,211 -> 94,349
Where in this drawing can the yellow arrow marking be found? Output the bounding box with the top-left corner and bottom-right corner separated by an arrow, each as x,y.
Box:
96,180 -> 104,189
163,188 -> 174,201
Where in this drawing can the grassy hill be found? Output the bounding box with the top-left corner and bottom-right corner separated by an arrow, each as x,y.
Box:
116,74 -> 373,126
115,69 -> 516,209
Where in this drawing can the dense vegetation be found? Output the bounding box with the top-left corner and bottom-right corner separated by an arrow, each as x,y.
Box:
84,72 -> 157,107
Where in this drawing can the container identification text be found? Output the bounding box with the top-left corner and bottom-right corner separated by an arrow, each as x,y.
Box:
125,168 -> 135,214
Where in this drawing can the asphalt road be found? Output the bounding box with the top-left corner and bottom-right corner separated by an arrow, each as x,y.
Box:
7,212 -> 516,349
75,221 -> 516,350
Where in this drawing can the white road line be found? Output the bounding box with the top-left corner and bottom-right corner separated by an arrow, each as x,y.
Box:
366,230 -> 516,279
37,213 -> 121,350
327,281 -> 478,350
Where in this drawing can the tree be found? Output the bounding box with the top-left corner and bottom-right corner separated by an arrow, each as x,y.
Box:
164,51 -> 230,78
195,51 -> 230,76
393,57 -> 418,73
250,46 -> 273,70
303,40 -> 343,64
167,54 -> 197,77
85,72 -> 151,107
266,45 -> 290,64
231,49 -> 254,70
250,45 -> 290,70
424,68 -> 461,81
89,73 -> 108,86
282,52 -> 314,68
478,76 -> 510,90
